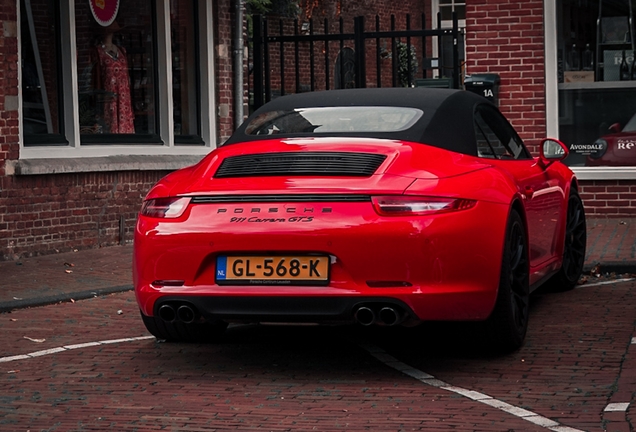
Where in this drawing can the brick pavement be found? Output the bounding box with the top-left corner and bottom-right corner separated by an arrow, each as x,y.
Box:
0,284 -> 634,431
0,217 -> 635,312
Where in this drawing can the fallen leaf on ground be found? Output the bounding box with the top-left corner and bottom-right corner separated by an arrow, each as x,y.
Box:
12,297 -> 22,300
9,318 -> 17,322
23,336 -> 45,343
63,262 -> 75,267
70,299 -> 75,303
65,269 -> 73,274
117,310 -> 123,315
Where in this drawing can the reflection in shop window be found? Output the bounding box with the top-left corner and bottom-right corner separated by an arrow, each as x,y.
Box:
557,0 -> 636,167
20,0 -> 66,146
75,0 -> 157,141
171,0 -> 203,144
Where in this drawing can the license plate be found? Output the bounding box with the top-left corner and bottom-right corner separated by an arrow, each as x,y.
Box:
216,255 -> 330,285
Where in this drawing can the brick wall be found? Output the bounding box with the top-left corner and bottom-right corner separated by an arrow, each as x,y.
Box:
465,0 -> 545,154
579,181 -> 636,217
214,0 -> 240,142
1,8 -> 19,178
0,171 -> 169,260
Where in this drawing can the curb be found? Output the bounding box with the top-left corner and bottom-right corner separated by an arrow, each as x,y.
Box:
0,285 -> 133,313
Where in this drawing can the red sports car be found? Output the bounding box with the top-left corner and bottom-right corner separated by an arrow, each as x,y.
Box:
133,88 -> 586,351
586,112 -> 636,166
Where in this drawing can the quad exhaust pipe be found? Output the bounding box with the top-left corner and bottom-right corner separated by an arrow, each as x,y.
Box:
158,303 -> 197,324
158,304 -> 177,322
354,305 -> 404,326
177,305 -> 196,324
354,306 -> 376,326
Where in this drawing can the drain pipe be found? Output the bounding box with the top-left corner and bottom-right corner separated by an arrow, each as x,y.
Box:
234,0 -> 245,129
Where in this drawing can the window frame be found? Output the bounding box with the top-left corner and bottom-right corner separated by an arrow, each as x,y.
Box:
18,0 -> 217,162
544,0 -> 636,179
431,0 -> 466,80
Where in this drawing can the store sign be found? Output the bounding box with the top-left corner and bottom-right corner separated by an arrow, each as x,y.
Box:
89,0 -> 120,27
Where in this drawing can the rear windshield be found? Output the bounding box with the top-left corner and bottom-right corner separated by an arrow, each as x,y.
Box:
244,106 -> 423,136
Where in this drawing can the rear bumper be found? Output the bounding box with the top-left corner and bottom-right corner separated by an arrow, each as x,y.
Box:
134,199 -> 510,323
136,280 -> 500,324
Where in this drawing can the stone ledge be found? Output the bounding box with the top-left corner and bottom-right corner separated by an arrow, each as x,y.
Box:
10,155 -> 206,175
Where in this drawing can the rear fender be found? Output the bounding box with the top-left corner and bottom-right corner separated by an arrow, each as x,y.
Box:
404,166 -> 517,205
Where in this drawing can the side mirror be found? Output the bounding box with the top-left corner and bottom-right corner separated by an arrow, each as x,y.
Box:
540,138 -> 569,164
609,122 -> 622,133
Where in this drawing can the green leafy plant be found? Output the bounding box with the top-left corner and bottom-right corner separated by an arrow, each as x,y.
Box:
396,42 -> 418,87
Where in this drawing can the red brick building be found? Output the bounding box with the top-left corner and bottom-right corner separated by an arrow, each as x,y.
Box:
1,0 -> 635,260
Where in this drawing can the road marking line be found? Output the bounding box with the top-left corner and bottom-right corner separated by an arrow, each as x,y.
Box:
0,335 -> 154,364
604,402 -> 630,412
361,344 -> 585,432
579,278 -> 635,288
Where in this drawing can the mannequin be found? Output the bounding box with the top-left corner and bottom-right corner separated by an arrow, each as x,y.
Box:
93,21 -> 135,134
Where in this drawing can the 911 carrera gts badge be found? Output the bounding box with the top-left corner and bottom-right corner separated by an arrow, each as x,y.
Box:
219,206 -> 331,223
230,216 -> 314,223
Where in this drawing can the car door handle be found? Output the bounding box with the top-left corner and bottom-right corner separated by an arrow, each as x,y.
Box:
524,186 -> 534,199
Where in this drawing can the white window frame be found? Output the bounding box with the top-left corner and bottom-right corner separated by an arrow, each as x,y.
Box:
431,0 -> 466,79
545,1 -> 636,180
17,0 -> 217,163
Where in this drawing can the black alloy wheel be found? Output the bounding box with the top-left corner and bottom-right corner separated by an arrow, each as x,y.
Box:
546,191 -> 587,291
485,210 -> 530,352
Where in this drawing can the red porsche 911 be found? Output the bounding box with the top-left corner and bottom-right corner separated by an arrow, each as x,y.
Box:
133,88 -> 586,351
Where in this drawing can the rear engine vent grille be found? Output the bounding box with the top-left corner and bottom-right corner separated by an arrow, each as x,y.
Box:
214,152 -> 387,178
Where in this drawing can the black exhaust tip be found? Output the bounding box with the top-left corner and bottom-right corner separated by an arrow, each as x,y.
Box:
378,307 -> 401,326
158,304 -> 176,322
354,306 -> 376,326
177,305 -> 196,324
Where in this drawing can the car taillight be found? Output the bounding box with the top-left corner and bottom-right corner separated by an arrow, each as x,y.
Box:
141,197 -> 191,218
372,196 -> 476,216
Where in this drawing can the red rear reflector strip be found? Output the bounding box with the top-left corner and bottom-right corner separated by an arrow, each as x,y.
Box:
152,280 -> 185,287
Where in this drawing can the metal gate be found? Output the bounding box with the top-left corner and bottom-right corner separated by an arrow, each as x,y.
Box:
250,12 -> 461,110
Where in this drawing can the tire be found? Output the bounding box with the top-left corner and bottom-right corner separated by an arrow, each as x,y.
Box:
485,210 -> 530,352
545,191 -> 587,292
140,310 -> 228,343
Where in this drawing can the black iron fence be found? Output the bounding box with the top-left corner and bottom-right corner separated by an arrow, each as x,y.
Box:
250,12 -> 461,110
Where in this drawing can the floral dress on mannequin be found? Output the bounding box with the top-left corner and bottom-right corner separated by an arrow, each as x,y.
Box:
95,44 -> 135,133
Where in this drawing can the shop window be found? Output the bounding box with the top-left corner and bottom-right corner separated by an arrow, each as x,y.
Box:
18,1 -> 215,158
75,0 -> 159,143
557,0 -> 636,167
171,0 -> 203,144
438,0 -> 465,21
20,0 -> 67,146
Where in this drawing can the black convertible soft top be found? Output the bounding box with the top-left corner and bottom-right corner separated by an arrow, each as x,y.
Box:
225,88 -> 497,157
